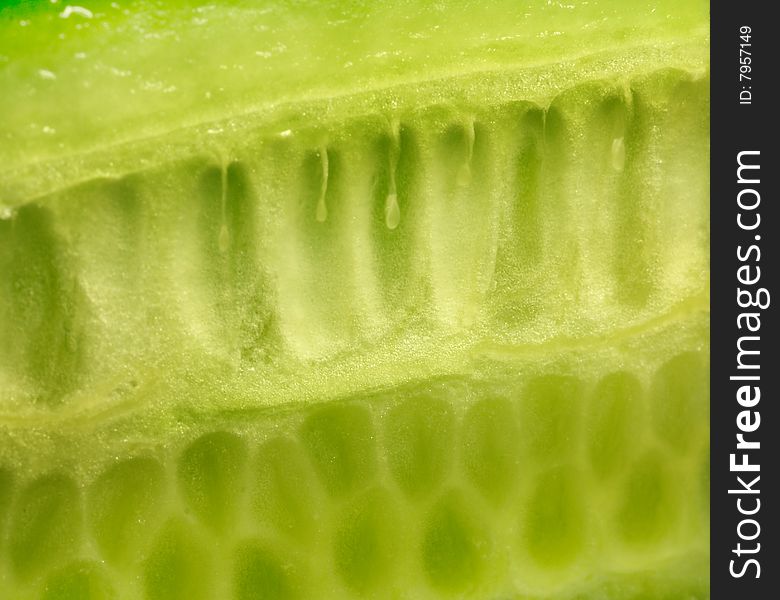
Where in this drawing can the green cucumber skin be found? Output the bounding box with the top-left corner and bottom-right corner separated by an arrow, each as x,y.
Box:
0,1 -> 708,598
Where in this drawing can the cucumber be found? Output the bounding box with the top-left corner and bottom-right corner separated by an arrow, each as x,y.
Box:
0,1 -> 709,599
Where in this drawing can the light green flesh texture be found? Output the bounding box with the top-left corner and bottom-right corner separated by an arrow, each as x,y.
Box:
0,1 -> 708,599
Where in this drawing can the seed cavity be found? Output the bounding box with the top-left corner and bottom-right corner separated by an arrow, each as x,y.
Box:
385,118 -> 401,229
611,136 -> 626,172
608,89 -> 629,173
218,223 -> 230,252
384,193 -> 400,230
524,466 -> 586,569
650,351 -> 708,451
0,467 -> 13,532
617,451 -> 676,546
315,147 -> 329,223
300,404 -> 377,496
0,204 -> 86,405
253,437 -> 321,543
520,375 -> 583,464
88,456 -> 166,564
334,488 -> 398,593
461,397 -> 519,504
42,561 -> 114,600
217,162 -> 231,251
422,491 -> 487,592
10,473 -> 82,579
586,372 -> 643,480
143,519 -> 213,600
177,431 -> 248,531
385,397 -> 454,497
456,117 -> 476,187
234,541 -> 299,600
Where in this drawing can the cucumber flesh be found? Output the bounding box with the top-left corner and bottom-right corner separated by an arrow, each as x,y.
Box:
1,345 -> 709,599
0,0 -> 708,201
0,1 -> 709,599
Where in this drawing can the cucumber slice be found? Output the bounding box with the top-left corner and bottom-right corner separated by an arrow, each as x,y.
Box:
0,1 -> 708,599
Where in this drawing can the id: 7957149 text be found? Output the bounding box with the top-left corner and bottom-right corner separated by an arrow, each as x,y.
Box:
739,25 -> 752,105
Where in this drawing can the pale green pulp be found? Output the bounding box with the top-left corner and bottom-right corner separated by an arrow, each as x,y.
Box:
0,1 -> 708,599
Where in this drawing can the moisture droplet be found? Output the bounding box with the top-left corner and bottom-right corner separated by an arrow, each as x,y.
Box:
316,198 -> 328,223
611,137 -> 626,172
385,193 -> 400,230
60,5 -> 94,19
457,118 -> 476,186
316,147 -> 329,223
218,223 -> 230,252
385,118 -> 401,229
